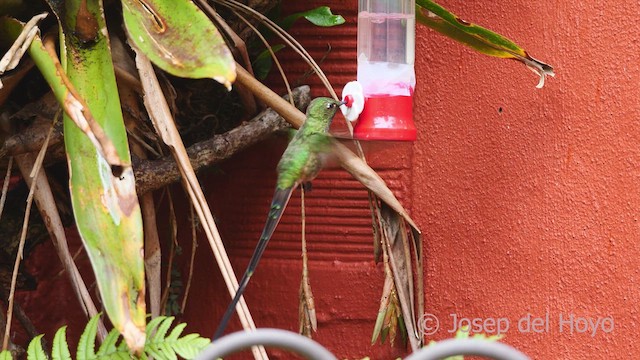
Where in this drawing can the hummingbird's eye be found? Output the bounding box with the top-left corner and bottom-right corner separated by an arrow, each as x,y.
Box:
326,102 -> 336,109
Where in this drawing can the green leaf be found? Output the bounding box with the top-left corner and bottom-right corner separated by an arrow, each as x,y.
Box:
77,314 -> 99,360
280,6 -> 345,29
454,325 -> 470,339
96,328 -> 120,357
27,335 -> 47,360
371,310 -> 386,344
0,16 -> 125,169
154,317 -> 174,343
166,323 -> 186,341
106,353 -> 132,360
44,0 -> 147,352
171,334 -> 209,359
146,316 -> 165,336
252,44 -> 285,80
0,351 -> 12,360
160,346 -> 177,360
121,0 -> 236,89
144,317 -> 209,360
416,0 -> 554,87
145,347 -> 164,360
52,326 -> 72,360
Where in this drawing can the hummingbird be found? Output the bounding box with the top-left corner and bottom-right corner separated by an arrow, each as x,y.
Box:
213,97 -> 345,339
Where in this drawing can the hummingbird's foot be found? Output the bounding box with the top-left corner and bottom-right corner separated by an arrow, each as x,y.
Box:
302,182 -> 313,192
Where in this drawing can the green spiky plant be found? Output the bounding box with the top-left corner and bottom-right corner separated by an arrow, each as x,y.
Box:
0,315 -> 209,360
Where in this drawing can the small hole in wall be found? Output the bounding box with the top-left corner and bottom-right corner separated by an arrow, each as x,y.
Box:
498,107 -> 503,114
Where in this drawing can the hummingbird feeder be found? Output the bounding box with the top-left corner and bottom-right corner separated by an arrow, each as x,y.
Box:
341,0 -> 417,141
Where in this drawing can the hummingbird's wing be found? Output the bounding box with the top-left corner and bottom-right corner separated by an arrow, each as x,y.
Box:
213,185 -> 295,339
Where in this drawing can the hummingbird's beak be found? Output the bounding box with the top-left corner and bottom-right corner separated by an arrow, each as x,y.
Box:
339,100 -> 347,106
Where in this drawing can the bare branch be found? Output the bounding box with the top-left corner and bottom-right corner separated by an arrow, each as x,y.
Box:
134,85 -> 310,194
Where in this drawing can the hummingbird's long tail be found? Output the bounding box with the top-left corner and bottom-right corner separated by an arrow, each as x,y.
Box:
213,185 -> 295,340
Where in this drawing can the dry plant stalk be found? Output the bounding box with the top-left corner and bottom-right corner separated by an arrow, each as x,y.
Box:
13,115 -> 108,340
0,13 -> 47,88
195,0 -> 257,114
141,194 -> 161,318
160,190 -> 178,313
181,205 -> 198,313
133,50 -> 268,360
0,158 -> 13,221
4,118 -> 54,350
298,188 -> 317,337
234,64 -> 423,350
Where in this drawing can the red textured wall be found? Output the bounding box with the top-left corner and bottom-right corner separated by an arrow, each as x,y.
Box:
18,0 -> 639,359
186,0 -> 639,358
413,1 -> 638,358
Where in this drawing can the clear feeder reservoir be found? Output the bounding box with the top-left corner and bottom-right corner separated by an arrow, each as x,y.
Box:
356,0 -> 416,140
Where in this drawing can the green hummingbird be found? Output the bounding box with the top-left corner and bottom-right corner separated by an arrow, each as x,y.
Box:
213,97 -> 344,339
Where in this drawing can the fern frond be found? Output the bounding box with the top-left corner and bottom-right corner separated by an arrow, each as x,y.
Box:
170,333 -> 210,359
144,317 -> 209,360
96,329 -> 120,357
27,335 -> 47,360
52,326 -> 72,360
22,314 -> 208,360
154,317 -> 174,343
76,314 -> 99,359
146,316 -> 165,336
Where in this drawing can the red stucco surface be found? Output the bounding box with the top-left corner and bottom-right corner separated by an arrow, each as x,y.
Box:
190,0 -> 638,358
412,1 -> 638,358
17,0 -> 640,359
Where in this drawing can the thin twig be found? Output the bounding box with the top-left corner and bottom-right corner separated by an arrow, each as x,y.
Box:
230,9 -> 294,106
130,129 -> 162,318
14,112 -> 108,340
52,245 -> 84,279
134,86 -> 308,194
234,65 -> 419,230
194,0 -> 257,114
214,0 -> 338,100
8,297 -> 38,340
134,49 -> 268,360
0,157 -> 13,221
298,187 -> 316,336
181,204 -> 198,313
160,191 -> 178,313
3,113 -> 54,350
0,13 -> 48,85
141,192 -> 161,318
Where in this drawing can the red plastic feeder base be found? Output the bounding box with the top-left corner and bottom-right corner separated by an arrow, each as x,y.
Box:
353,95 -> 416,141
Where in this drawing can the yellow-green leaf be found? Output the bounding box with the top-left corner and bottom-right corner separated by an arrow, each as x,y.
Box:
52,326 -> 71,360
27,335 -> 47,360
44,0 -> 146,353
416,0 -> 554,88
122,0 -> 236,89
